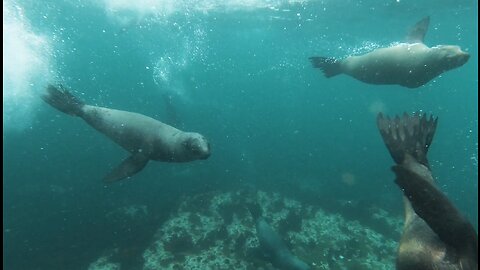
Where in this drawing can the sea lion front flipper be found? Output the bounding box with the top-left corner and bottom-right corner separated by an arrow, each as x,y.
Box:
376,112 -> 438,166
392,165 -> 478,256
103,154 -> 149,183
406,16 -> 430,43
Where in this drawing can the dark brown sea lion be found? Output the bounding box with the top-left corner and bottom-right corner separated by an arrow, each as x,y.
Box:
377,112 -> 477,269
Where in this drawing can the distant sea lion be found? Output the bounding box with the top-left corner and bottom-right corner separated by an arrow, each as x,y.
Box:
310,17 -> 470,88
247,202 -> 311,270
377,112 -> 478,269
42,84 -> 210,183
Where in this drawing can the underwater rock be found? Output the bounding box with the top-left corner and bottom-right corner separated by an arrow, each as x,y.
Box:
105,204 -> 149,221
88,190 -> 402,269
88,255 -> 120,270
140,190 -> 401,270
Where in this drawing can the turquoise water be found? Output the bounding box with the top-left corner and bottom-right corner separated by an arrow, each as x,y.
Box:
3,0 -> 478,269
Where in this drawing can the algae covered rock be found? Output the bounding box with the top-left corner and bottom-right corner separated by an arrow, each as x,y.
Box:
140,190 -> 401,269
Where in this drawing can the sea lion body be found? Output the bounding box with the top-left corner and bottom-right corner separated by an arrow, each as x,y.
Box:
310,17 -> 470,88
81,105 -> 206,162
340,43 -> 469,88
395,158 -> 458,270
42,85 -> 210,182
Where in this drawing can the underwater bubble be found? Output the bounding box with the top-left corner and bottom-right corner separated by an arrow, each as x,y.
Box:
3,0 -> 54,133
368,100 -> 387,115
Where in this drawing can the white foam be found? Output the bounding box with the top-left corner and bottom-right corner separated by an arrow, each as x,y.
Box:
100,0 -> 180,25
98,0 -> 308,25
3,0 -> 54,132
96,0 -> 307,100
345,41 -> 382,56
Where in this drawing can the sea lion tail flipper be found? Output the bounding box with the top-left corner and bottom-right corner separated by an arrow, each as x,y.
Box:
376,112 -> 437,166
103,154 -> 149,183
42,84 -> 85,117
392,165 -> 478,256
308,57 -> 342,78
406,16 -> 430,43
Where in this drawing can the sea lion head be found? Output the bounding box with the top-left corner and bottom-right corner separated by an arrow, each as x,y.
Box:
183,133 -> 211,160
435,45 -> 470,70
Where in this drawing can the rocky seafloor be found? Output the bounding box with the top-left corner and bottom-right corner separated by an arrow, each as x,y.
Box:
89,190 -> 402,270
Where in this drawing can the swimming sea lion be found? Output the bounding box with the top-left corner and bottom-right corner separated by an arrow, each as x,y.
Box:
376,112 -> 478,269
42,84 -> 211,183
310,17 -> 470,88
247,201 -> 311,270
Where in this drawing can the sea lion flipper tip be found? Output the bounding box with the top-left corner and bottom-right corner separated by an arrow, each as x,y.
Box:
376,112 -> 437,166
309,56 -> 342,78
406,16 -> 430,43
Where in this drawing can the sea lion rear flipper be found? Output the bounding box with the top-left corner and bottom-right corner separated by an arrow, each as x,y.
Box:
309,57 -> 342,78
103,154 -> 149,183
376,112 -> 437,166
392,165 -> 478,255
42,84 -> 85,117
406,16 -> 430,43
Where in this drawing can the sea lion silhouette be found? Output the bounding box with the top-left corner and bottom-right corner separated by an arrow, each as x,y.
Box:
247,201 -> 310,270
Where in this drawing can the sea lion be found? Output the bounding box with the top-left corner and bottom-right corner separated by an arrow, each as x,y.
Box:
42,84 -> 210,183
247,202 -> 311,270
310,17 -> 470,88
376,112 -> 478,269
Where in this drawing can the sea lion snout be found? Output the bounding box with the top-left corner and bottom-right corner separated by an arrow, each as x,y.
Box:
438,45 -> 470,69
199,149 -> 210,160
198,140 -> 211,160
185,134 -> 211,160
449,48 -> 470,66
456,51 -> 470,65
